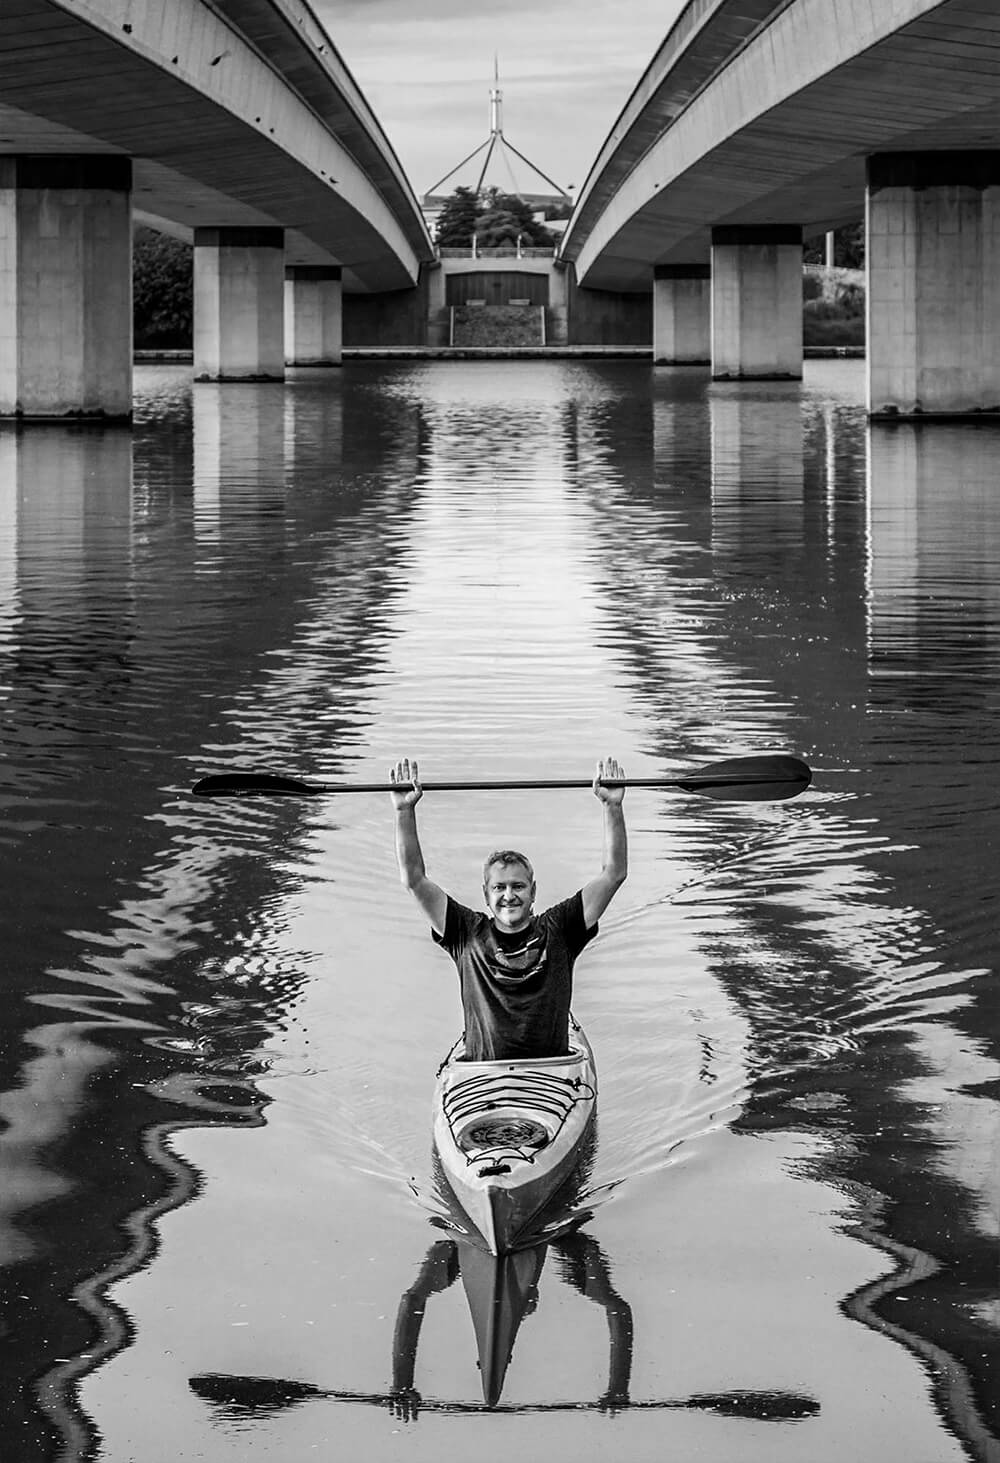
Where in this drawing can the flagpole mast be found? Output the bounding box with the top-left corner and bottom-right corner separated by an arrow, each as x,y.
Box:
490,54 -> 502,138
424,57 -> 571,205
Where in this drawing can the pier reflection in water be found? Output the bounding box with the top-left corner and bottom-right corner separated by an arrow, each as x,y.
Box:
0,360 -> 997,1462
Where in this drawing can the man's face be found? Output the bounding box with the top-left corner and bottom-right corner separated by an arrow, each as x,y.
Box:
484,861 -> 535,932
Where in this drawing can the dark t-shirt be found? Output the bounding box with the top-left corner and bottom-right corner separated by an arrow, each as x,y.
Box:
432,892 -> 597,1060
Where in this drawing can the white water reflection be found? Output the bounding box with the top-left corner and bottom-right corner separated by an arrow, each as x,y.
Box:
0,361 -> 997,1462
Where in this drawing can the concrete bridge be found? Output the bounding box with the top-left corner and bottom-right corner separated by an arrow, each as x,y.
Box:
559,0 -> 1000,415
0,0 -> 433,416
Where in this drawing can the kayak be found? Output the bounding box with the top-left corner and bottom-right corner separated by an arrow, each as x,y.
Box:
432,1015 -> 597,1255
432,1016 -> 598,1255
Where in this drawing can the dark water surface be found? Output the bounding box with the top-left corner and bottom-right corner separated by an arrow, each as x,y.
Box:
1,360 -> 997,1462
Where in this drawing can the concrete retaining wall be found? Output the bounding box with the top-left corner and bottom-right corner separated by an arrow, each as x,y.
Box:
341,260 -> 653,349
342,269 -> 429,347
565,268 -> 652,346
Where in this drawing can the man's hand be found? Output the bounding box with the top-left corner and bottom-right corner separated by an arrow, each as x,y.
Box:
593,755 -> 626,805
388,1385 -> 422,1422
390,757 -> 423,810
583,756 -> 628,928
596,1386 -> 630,1417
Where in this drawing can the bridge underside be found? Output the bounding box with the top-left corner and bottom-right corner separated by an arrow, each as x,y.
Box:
0,0 -> 425,292
571,0 -> 1000,291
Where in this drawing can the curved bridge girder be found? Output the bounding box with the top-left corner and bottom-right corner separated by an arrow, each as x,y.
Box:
562,0 -> 1000,291
3,0 -> 433,291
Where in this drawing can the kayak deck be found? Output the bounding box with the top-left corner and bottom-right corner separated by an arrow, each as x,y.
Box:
432,1018 -> 597,1254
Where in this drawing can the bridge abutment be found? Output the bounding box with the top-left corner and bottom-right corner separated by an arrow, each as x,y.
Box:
194,228 -> 285,382
285,266 -> 342,366
867,153 -> 1000,417
653,265 -> 710,364
0,157 -> 133,420
710,226 -> 803,381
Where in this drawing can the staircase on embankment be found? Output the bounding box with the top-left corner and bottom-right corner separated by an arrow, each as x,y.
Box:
450,303 -> 546,348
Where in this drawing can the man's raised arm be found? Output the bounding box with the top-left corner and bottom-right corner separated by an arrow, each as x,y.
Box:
390,758 -> 448,935
581,756 -> 628,930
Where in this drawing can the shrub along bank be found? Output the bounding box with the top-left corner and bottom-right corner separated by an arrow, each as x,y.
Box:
802,268 -> 865,348
131,226 -> 867,352
134,227 -> 192,349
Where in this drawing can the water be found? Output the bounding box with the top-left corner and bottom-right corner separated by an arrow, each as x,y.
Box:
1,359 -> 997,1462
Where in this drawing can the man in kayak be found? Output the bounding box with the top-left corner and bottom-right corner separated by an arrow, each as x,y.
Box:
389,756 -> 627,1060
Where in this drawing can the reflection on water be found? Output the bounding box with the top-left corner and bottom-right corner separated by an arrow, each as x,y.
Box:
0,362 -> 998,1461
382,1227 -> 627,1413
190,1228 -> 817,1421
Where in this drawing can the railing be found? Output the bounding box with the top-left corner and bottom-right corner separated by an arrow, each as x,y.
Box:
437,246 -> 556,259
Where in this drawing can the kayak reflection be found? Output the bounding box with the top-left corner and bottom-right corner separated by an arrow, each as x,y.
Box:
188,1142 -> 820,1423
190,1212 -> 819,1422
391,1229 -> 633,1414
190,1221 -> 819,1419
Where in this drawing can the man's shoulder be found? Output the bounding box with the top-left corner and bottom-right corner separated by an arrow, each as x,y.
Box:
538,891 -> 584,928
539,890 -> 598,948
433,897 -> 489,947
449,896 -> 488,926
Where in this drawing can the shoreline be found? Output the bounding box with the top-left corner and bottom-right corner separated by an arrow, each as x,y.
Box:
134,345 -> 865,364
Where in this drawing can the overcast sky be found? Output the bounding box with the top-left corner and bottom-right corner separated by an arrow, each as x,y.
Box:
314,0 -> 686,199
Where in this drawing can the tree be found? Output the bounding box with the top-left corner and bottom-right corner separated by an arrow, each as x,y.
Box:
433,186 -> 558,248
802,222 -> 864,268
480,190 -> 555,246
133,226 -> 193,346
837,222 -> 864,268
474,208 -> 520,247
434,187 -> 481,247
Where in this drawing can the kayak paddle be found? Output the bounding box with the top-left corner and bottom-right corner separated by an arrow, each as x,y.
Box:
191,754 -> 811,803
190,1371 -> 819,1417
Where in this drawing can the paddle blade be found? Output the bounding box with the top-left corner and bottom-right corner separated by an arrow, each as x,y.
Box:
191,1372 -> 322,1412
192,773 -> 319,797
679,755 -> 811,802
684,1391 -> 820,1420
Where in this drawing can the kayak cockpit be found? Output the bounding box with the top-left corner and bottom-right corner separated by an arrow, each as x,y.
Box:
433,1018 -> 598,1254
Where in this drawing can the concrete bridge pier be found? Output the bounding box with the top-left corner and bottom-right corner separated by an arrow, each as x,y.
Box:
867,153 -> 1000,418
194,228 -> 285,382
0,156 -> 133,420
285,266 -> 342,366
653,264 -> 710,364
710,226 -> 803,381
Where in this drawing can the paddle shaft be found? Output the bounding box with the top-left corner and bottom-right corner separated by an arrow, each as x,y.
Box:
239,776 -> 776,792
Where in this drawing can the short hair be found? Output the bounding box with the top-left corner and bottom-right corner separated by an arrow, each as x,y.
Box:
482,849 -> 535,886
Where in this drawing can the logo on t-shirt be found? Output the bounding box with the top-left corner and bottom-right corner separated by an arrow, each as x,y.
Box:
484,924 -> 548,981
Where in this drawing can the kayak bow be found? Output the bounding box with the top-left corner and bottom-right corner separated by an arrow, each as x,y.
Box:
432,1016 -> 597,1256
